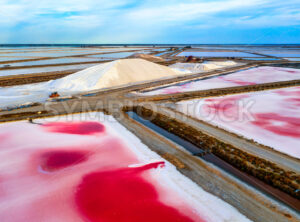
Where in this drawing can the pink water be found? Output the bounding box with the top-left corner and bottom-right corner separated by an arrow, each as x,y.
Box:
0,120 -> 204,222
145,66 -> 300,95
178,87 -> 300,158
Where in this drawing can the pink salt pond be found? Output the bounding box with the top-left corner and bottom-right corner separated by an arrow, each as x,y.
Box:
144,66 -> 300,95
0,113 -> 249,222
176,87 -> 300,159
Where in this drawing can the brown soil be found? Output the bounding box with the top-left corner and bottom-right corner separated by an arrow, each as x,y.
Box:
0,110 -> 49,121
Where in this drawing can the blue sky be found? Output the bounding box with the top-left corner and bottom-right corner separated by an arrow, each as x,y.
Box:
0,0 -> 299,44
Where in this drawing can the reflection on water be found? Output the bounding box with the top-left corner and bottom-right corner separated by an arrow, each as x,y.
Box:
1,57 -> 111,67
243,58 -> 281,61
177,51 -> 263,57
88,52 -> 136,58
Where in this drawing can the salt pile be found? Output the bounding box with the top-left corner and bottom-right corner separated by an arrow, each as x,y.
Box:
129,53 -> 165,62
50,58 -> 182,91
0,59 -> 185,109
170,61 -> 239,73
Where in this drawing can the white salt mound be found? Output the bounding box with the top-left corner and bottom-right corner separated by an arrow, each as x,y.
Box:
129,53 -> 165,62
51,58 -> 183,91
170,61 -> 239,73
0,59 -> 185,109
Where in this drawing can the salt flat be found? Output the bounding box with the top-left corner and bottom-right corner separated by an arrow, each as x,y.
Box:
0,63 -> 102,77
176,87 -> 300,158
143,66 -> 300,95
0,112 -> 249,222
177,51 -> 263,57
0,57 -> 111,68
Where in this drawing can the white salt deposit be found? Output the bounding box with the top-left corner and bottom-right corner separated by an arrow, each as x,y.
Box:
169,61 -> 239,73
129,53 -> 165,62
177,51 -> 262,57
176,87 -> 300,158
49,58 -> 184,91
143,66 -> 300,95
0,63 -> 102,77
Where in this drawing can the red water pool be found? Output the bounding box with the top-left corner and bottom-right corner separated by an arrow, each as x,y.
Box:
0,117 -> 206,222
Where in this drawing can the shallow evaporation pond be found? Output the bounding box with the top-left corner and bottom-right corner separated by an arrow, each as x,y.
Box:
0,63 -> 102,77
177,51 -> 264,57
155,51 -> 170,56
88,52 -> 136,58
0,57 -> 41,62
0,47 -> 65,51
243,58 -> 281,61
0,49 -> 58,53
0,112 -> 250,221
196,46 -> 259,51
96,47 -> 150,51
196,46 -> 276,51
0,51 -> 116,57
153,48 -> 169,52
285,58 -> 300,61
189,46 -> 297,52
0,47 -> 149,54
0,47 -> 100,53
175,86 -> 300,159
257,52 -> 300,57
142,66 -> 300,95
0,57 -> 111,67
136,50 -> 152,54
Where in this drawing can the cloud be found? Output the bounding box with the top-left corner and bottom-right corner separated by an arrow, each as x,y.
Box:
126,0 -> 268,23
233,13 -> 300,27
0,0 -> 299,43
